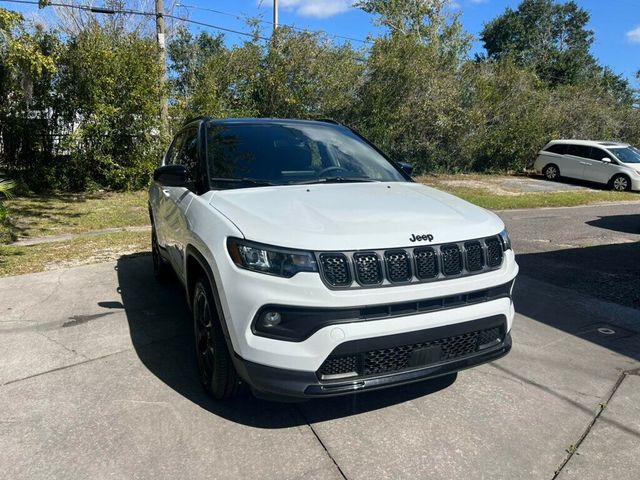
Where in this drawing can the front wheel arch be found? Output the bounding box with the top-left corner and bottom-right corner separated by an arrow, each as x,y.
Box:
609,174 -> 631,192
184,246 -> 234,348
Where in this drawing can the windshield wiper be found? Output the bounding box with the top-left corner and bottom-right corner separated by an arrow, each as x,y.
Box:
290,176 -> 377,185
210,177 -> 277,187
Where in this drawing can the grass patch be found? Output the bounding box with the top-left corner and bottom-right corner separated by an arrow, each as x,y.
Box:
431,185 -> 638,209
0,230 -> 149,277
419,174 -> 639,209
1,190 -> 148,243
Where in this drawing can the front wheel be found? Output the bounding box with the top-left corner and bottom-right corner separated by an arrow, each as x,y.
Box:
192,278 -> 242,399
610,174 -> 631,192
151,227 -> 170,281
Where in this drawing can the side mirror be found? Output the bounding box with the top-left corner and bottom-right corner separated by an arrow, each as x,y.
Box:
601,157 -> 612,164
397,161 -> 414,176
153,164 -> 189,187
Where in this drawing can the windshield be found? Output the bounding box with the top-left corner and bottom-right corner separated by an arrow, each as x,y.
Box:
205,122 -> 407,188
609,146 -> 640,164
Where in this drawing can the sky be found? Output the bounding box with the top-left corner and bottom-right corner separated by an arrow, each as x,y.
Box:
3,0 -> 639,84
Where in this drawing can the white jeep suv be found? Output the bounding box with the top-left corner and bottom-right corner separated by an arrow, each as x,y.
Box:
534,139 -> 640,191
149,118 -> 518,400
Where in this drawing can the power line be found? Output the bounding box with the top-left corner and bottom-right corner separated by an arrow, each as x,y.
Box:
176,2 -> 371,45
0,0 -> 270,40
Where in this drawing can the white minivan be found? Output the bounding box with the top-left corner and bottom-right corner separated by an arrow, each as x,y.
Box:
534,139 -> 640,191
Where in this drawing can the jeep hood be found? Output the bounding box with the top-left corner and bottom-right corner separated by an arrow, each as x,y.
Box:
208,182 -> 504,251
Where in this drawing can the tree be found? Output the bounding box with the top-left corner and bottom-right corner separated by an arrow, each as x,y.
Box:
55,23 -> 164,190
354,0 -> 472,172
480,0 -> 596,86
0,8 -> 58,190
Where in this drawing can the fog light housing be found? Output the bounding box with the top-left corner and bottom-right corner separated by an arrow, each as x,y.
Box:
261,311 -> 282,328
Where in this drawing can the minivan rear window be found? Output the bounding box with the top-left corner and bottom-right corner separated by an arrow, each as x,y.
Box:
566,145 -> 590,158
545,144 -> 567,154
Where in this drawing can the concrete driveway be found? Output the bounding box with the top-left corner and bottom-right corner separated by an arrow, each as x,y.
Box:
1,203 -> 639,479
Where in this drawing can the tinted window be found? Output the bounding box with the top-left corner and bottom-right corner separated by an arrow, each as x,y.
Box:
545,144 -> 567,154
566,145 -> 590,158
586,147 -> 608,162
179,127 -> 199,178
165,132 -> 185,166
206,123 -> 407,187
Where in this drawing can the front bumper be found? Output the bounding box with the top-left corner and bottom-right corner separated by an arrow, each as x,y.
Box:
233,314 -> 511,399
218,250 -> 518,372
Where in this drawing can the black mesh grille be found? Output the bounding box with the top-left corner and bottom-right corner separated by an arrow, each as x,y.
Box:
318,327 -> 503,378
317,235 -> 505,289
318,355 -> 358,377
441,244 -> 462,276
353,253 -> 382,285
478,327 -> 501,347
414,247 -> 438,279
485,237 -> 503,267
464,241 -> 484,272
385,250 -> 412,282
319,254 -> 351,287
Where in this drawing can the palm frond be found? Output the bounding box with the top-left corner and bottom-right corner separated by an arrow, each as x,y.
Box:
0,179 -> 16,199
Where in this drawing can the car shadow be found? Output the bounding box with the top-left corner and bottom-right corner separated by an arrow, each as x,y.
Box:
114,253 -> 457,429
586,214 -> 640,235
514,239 -> 640,362
115,237 -> 640,427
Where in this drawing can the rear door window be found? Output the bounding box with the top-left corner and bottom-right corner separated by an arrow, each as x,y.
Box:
566,145 -> 590,158
545,144 -> 567,155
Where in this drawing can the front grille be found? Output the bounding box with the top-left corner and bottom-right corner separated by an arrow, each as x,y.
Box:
414,247 -> 438,279
319,254 -> 351,287
317,235 -> 506,289
385,250 -> 412,283
485,238 -> 503,267
465,241 -> 484,272
318,326 -> 503,379
353,252 -> 382,285
441,244 -> 462,276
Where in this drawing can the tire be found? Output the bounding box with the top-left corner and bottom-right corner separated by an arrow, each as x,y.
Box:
543,164 -> 560,181
192,278 -> 242,399
151,226 -> 170,282
610,174 -> 631,192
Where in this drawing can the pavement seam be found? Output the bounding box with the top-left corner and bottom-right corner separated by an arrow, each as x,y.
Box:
36,330 -> 89,361
0,348 -> 130,387
295,406 -> 348,480
551,370 -> 631,479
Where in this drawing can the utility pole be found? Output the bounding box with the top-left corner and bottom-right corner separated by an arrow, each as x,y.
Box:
155,0 -> 169,139
273,0 -> 278,33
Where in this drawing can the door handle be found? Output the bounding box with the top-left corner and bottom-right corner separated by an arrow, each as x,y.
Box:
161,188 -> 171,197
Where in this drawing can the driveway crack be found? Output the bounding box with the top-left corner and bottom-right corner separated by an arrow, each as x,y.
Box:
295,406 -> 348,480
552,370 -> 631,479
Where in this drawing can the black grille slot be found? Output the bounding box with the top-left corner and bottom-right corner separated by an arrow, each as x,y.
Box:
353,252 -> 382,285
464,241 -> 484,272
485,237 -> 503,267
318,326 -> 503,379
385,250 -> 412,282
478,327 -> 501,348
440,244 -> 462,276
319,254 -> 351,287
414,247 -> 438,279
318,355 -> 359,378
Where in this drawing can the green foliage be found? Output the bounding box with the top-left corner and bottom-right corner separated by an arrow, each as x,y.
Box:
56,24 -> 163,190
1,0 -> 640,191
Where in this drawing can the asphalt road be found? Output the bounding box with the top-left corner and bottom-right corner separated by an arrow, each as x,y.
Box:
1,202 -> 639,480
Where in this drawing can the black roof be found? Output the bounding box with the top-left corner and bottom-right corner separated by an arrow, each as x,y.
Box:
207,117 -> 345,128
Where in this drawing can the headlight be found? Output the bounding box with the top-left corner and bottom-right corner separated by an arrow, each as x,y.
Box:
227,238 -> 318,278
498,228 -> 512,251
